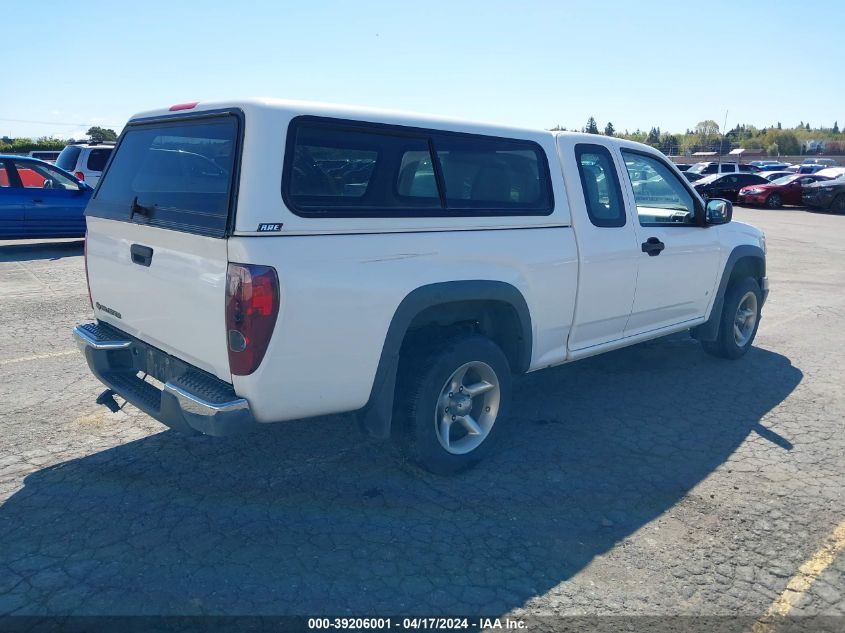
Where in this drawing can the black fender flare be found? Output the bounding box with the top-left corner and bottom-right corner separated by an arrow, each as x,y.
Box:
356,280 -> 532,439
693,245 -> 766,342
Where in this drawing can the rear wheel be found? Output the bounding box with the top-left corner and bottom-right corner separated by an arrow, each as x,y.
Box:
765,193 -> 782,209
701,277 -> 762,359
396,335 -> 511,474
832,194 -> 845,214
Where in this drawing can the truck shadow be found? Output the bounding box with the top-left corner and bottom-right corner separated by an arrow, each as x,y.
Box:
0,239 -> 83,262
0,335 -> 802,616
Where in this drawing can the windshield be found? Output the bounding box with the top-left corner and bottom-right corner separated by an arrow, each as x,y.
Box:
696,174 -> 722,185
89,114 -> 240,238
687,163 -> 707,174
55,145 -> 81,171
771,176 -> 796,186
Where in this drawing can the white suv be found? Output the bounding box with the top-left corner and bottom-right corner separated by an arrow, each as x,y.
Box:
74,99 -> 768,474
687,161 -> 758,175
55,141 -> 115,186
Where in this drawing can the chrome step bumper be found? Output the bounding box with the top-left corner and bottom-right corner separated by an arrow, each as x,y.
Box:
73,322 -> 256,436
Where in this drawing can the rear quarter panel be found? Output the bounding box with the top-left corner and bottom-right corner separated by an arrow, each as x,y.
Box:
227,228 -> 578,423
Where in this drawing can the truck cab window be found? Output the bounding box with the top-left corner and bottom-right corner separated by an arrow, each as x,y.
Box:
621,151 -> 695,226
575,144 -> 626,227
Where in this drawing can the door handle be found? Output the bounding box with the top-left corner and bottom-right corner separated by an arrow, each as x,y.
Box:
130,244 -> 154,267
641,237 -> 665,256
31,198 -> 43,203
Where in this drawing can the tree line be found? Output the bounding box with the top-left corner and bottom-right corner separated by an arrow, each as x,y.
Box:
0,127 -> 118,154
4,120 -> 844,157
551,118 -> 844,156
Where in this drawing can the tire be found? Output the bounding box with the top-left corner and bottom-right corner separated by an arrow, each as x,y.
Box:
396,335 -> 511,475
765,193 -> 782,209
831,194 -> 845,214
701,277 -> 762,360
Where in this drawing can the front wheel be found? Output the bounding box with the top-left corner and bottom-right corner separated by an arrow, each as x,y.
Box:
397,335 -> 511,474
831,194 -> 845,214
701,277 -> 762,359
765,193 -> 782,209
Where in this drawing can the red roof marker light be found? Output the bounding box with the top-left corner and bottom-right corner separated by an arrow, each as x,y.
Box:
169,102 -> 199,111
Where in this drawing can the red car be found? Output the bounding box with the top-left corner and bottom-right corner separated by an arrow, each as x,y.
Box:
738,174 -> 831,208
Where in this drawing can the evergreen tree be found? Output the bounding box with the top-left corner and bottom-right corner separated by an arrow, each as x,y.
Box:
777,122 -> 782,129
604,122 -> 615,136
585,117 -> 599,134
806,122 -> 811,131
834,121 -> 840,134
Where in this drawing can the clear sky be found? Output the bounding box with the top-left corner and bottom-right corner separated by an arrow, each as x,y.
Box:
2,0 -> 842,139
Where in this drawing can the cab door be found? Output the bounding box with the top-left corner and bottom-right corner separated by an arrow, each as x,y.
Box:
0,160 -> 26,237
559,139 -> 639,351
617,149 -> 721,336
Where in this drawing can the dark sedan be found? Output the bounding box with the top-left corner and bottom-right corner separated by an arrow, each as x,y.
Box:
737,174 -> 831,208
0,156 -> 92,239
802,177 -> 845,213
759,170 -> 794,182
693,173 -> 770,203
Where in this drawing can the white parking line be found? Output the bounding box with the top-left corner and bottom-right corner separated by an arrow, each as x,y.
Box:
0,350 -> 77,367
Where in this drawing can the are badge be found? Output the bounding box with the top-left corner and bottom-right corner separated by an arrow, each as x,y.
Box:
257,223 -> 283,232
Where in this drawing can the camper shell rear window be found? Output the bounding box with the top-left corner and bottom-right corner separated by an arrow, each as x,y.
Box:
283,117 -> 553,218
86,110 -> 242,238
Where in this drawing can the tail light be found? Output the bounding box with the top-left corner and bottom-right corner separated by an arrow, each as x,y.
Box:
169,101 -> 199,111
75,171 -> 85,181
83,232 -> 92,309
225,263 -> 279,376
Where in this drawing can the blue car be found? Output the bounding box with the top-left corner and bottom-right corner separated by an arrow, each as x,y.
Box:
1,155 -> 93,239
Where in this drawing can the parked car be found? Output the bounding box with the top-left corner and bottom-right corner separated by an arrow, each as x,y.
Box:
73,99 -> 767,474
693,173 -> 770,202
737,174 -> 831,208
749,160 -> 790,170
786,164 -> 828,174
801,158 -> 838,167
802,177 -> 845,213
27,150 -> 61,164
752,161 -> 790,171
0,156 -> 93,238
687,161 -> 759,175
759,170 -> 794,182
815,167 -> 845,180
55,141 -> 115,186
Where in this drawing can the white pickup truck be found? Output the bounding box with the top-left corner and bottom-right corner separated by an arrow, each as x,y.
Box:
74,99 -> 768,473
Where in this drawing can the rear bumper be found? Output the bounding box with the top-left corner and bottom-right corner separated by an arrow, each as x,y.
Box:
73,322 -> 256,436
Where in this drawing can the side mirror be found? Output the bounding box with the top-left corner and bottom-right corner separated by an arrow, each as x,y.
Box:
705,198 -> 732,225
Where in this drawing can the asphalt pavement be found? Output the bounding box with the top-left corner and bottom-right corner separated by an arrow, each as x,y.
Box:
0,207 -> 843,626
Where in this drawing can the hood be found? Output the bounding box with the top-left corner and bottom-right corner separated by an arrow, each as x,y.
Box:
803,179 -> 844,191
